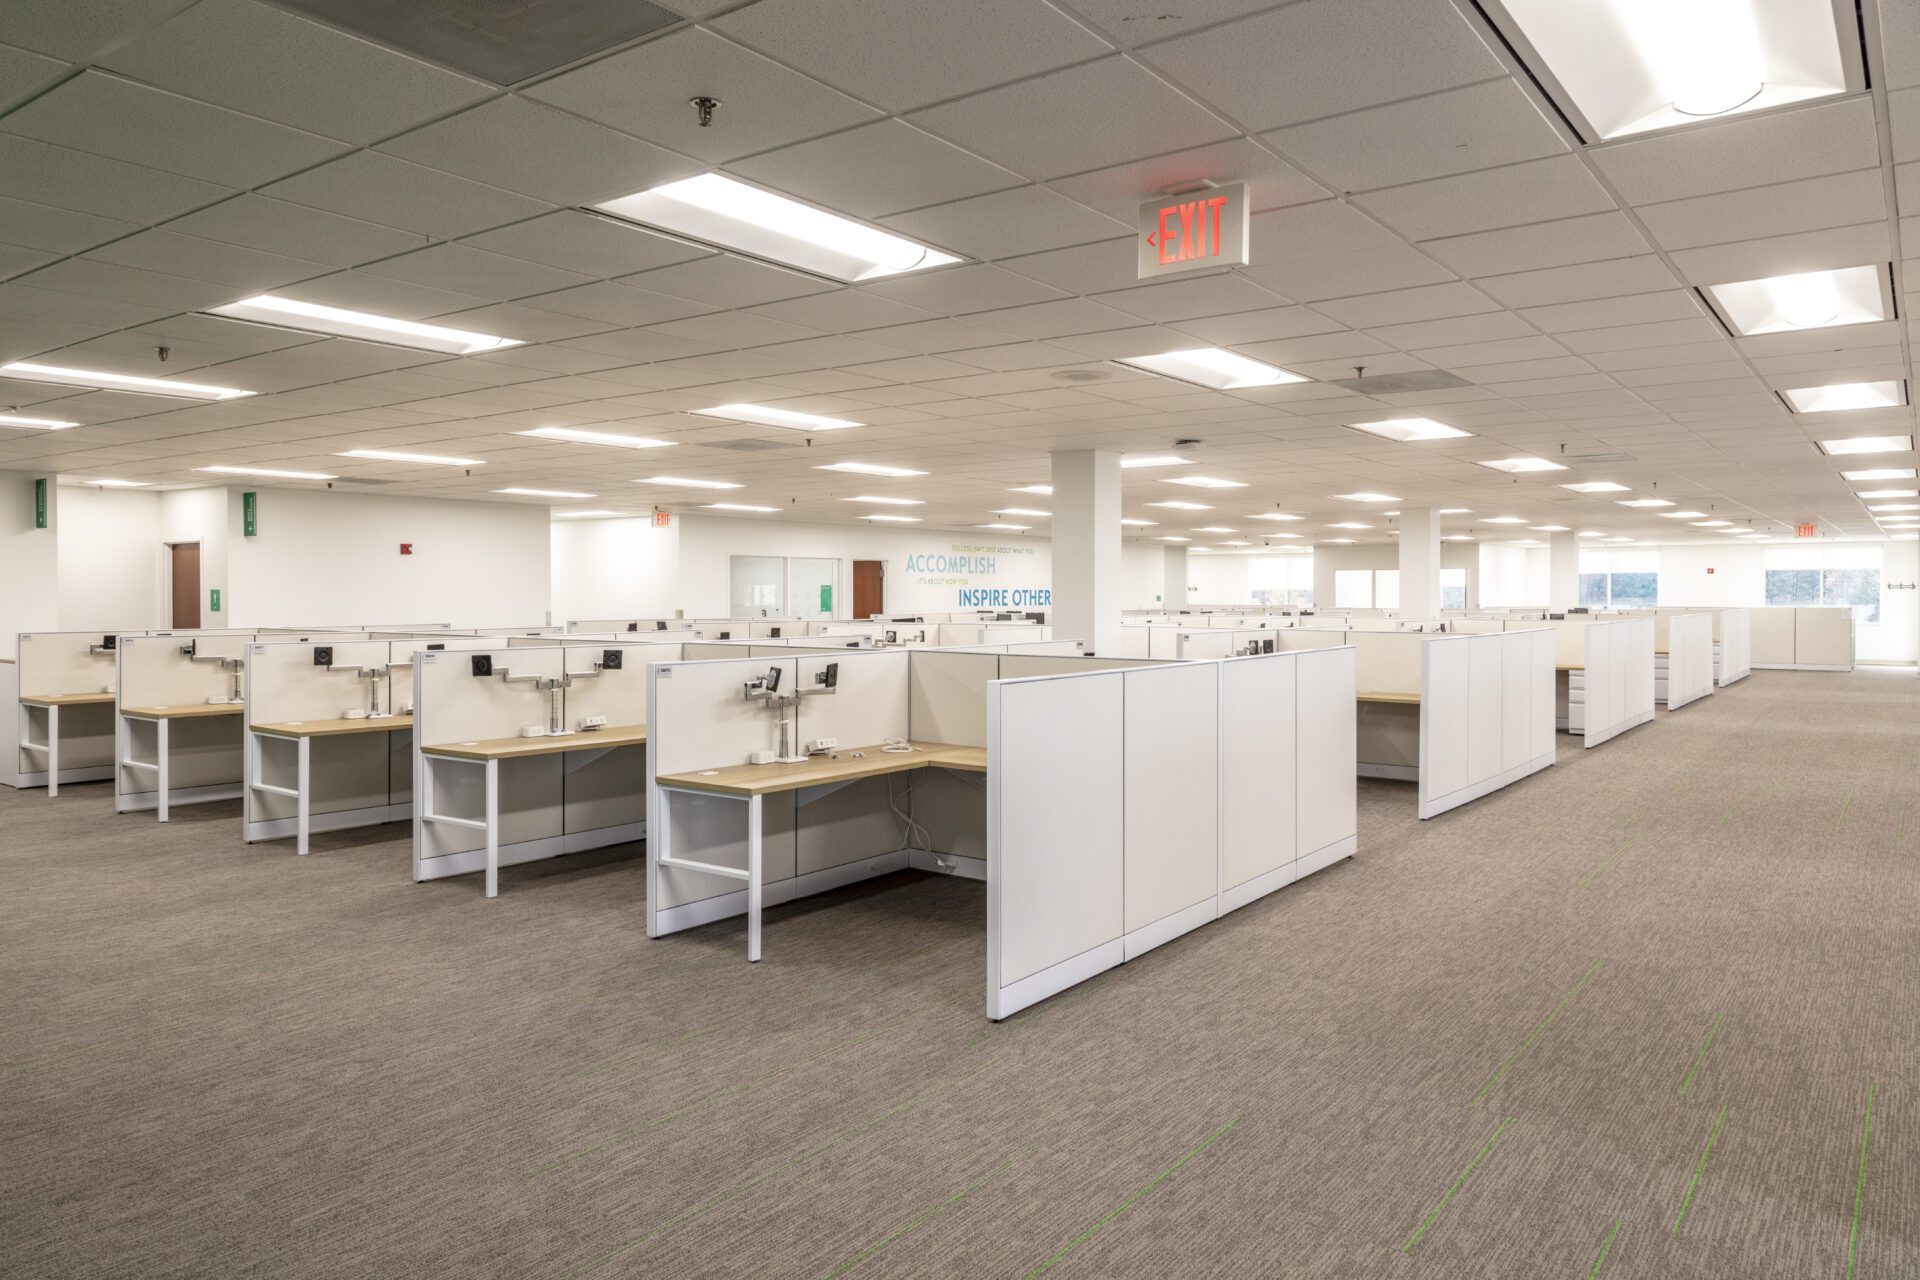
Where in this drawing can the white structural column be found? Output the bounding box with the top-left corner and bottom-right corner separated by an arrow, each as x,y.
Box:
1397,508 -> 1441,618
1051,449 -> 1123,654
1549,530 -> 1579,612
1162,544 -> 1188,607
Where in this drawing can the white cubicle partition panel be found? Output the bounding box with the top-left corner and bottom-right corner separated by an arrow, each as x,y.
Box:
12,630 -> 132,787
1750,607 -> 1795,666
1417,629 -> 1555,819
115,633 -> 254,810
1119,626 -> 1152,658
1714,609 -> 1751,686
1574,618 -> 1655,748
244,639 -> 402,840
1663,614 -> 1716,711
986,648 -> 1358,1020
1794,607 -> 1855,671
1172,630 -> 1234,660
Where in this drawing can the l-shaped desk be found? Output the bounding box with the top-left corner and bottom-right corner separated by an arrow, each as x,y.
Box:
249,714 -> 413,854
655,740 -> 986,961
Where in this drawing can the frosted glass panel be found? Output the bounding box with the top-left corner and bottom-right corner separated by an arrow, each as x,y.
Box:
730,555 -> 785,617
789,557 -> 839,620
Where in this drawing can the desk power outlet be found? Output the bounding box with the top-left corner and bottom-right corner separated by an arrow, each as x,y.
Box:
810,737 -> 838,753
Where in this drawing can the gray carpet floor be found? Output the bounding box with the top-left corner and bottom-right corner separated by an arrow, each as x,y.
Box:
3,668 -> 1916,1278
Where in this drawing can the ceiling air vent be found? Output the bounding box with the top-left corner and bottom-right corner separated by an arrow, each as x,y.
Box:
277,0 -> 681,85
1327,370 -> 1471,394
700,438 -> 802,453
1559,452 -> 1636,465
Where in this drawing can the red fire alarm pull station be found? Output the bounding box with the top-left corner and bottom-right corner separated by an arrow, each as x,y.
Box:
1707,567 -> 1715,575
654,511 -> 671,528
400,543 -> 413,556
1137,183 -> 1249,280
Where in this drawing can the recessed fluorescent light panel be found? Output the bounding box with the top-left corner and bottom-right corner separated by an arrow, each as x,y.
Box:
1703,266 -> 1888,335
993,507 -> 1050,517
2,361 -> 252,401
1818,435 -> 1914,456
1248,513 -> 1303,521
815,462 -> 925,477
980,523 -> 1029,531
205,295 -> 521,354
337,449 -> 482,466
1155,536 -> 1191,543
844,495 -> 923,506
1332,492 -> 1400,503
1119,455 -> 1193,469
1490,0 -> 1855,142
1147,500 -> 1211,510
1192,526 -> 1238,534
519,427 -> 673,450
1530,525 -> 1571,531
553,510 -> 623,518
496,487 -> 594,499
1558,481 -> 1630,493
1657,511 -> 1708,519
1483,516 -> 1528,525
1869,503 -> 1920,512
692,403 -> 861,432
1323,538 -> 1357,545
596,174 -> 960,282
84,479 -> 147,488
639,476 -> 740,489
1616,498 -> 1675,508
1120,518 -> 1157,526
863,514 -> 920,522
1116,348 -> 1305,390
0,413 -> 78,429
704,503 -> 778,513
1009,484 -> 1053,495
1784,382 -> 1906,414
1345,417 -> 1471,442
1478,456 -> 1566,474
1328,521 -> 1372,530
1692,520 -> 1733,527
1841,468 -> 1917,481
1160,475 -> 1246,489
196,465 -> 335,480
1856,489 -> 1920,499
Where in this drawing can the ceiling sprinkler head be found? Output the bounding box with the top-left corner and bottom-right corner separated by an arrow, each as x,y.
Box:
690,96 -> 720,128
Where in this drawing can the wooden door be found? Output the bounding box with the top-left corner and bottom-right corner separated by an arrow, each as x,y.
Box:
853,560 -> 885,618
170,543 -> 200,628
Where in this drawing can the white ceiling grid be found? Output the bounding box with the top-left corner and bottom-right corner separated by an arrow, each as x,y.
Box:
0,0 -> 1911,550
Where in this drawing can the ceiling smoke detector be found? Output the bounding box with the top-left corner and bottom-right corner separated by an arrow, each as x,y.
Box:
1051,368 -> 1112,383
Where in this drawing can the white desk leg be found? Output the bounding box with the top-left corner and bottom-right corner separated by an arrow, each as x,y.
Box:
484,757 -> 499,899
296,735 -> 311,856
156,718 -> 169,823
747,792 -> 763,963
46,703 -> 59,797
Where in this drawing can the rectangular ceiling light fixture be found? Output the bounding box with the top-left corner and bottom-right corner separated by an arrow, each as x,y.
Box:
1784,382 -> 1906,413
337,448 -> 482,466
1478,456 -> 1566,473
1119,455 -> 1193,468
1818,435 -> 1914,456
815,462 -> 926,477
2,361 -> 253,401
994,507 -> 1050,517
196,465 -> 336,480
980,523 -> 1030,531
1120,517 -> 1157,526
205,295 -> 523,354
1116,348 -> 1306,390
1010,484 -> 1053,495
1616,498 -> 1675,508
1841,467 -> 1917,481
1692,519 -> 1733,527
1869,503 -> 1920,512
552,510 -> 624,518
704,502 -> 778,513
0,412 -> 78,429
1248,512 -> 1303,521
1657,510 -> 1708,519
1703,266 -> 1888,335
518,427 -> 674,449
693,403 -> 861,432
1327,521 -> 1372,530
595,173 -> 961,282
1192,526 -> 1238,534
640,476 -> 741,489
1147,500 -> 1212,510
1160,475 -> 1247,489
862,514 -> 920,522
1332,492 -> 1400,503
84,478 -> 147,487
496,487 -> 594,498
1489,0 -> 1855,142
844,495 -> 923,505
1483,516 -> 1528,524
1345,417 -> 1471,442
1558,481 -> 1630,493
1856,488 -> 1920,498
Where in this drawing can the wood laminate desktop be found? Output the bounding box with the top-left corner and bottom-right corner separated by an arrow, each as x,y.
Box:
422,723 -> 646,761
253,715 -> 413,738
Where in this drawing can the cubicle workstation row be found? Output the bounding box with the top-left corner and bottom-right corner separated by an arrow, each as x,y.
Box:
411,640 -> 675,896
1450,616 -> 1657,746
644,644 -> 1359,1019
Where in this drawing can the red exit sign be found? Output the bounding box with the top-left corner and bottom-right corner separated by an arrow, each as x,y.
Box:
1137,183 -> 1249,280
1796,522 -> 1818,538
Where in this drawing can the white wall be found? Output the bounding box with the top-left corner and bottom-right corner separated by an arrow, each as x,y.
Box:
159,486 -> 230,625
225,487 -> 550,626
1478,544 -> 1547,608
1656,543 -> 1766,608
1122,542 -> 1168,609
1188,553 -> 1251,604
1317,543 -> 1480,610
0,470 -> 59,645
551,512 -> 681,621
674,514 -> 1053,616
56,484 -> 162,630
1872,539 -> 1919,665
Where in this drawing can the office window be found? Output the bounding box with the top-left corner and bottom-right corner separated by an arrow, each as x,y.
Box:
1375,569 -> 1400,610
1579,548 -> 1659,609
1765,545 -> 1881,623
1440,567 -> 1468,610
1333,568 -> 1373,609
729,555 -> 784,616
1249,555 -> 1313,608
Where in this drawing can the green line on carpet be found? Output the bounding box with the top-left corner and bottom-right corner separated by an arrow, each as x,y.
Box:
560,1058 -> 1001,1278
1718,789 -> 1749,828
1837,788 -> 1857,830
1402,1116 -> 1514,1253
1678,1011 -> 1723,1097
1847,1081 -> 1875,1280
1672,1104 -> 1727,1234
1026,1118 -> 1240,1277
532,994 -> 968,1177
1472,959 -> 1606,1103
1587,1217 -> 1622,1278
823,1144 -> 1040,1279
1579,835 -> 1642,886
